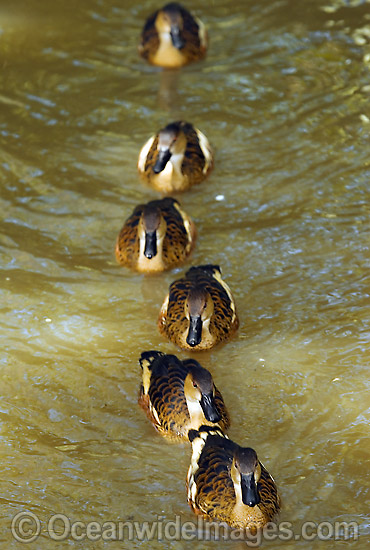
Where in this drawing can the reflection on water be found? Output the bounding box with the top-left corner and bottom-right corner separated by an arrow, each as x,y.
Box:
1,0 -> 369,548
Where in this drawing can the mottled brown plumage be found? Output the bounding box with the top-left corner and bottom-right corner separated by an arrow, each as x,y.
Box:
138,121 -> 213,193
115,197 -> 196,273
139,3 -> 207,69
158,265 -> 239,351
138,351 -> 230,441
187,426 -> 280,531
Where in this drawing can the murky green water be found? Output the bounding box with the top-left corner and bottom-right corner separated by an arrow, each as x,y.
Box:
1,0 -> 370,548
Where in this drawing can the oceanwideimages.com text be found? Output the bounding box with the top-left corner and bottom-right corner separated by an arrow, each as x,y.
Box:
11,511 -> 359,545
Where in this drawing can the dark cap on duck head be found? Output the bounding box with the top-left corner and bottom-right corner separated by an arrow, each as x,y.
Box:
142,204 -> 161,232
187,286 -> 207,317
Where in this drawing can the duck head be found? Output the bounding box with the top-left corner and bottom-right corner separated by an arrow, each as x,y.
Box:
184,362 -> 221,423
138,204 -> 167,259
155,3 -> 185,50
185,287 -> 214,348
153,122 -> 186,174
231,447 -> 261,507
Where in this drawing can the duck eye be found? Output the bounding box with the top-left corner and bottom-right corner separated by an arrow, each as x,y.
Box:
193,381 -> 197,388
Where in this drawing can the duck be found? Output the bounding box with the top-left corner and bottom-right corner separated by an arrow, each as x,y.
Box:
138,121 -> 213,194
139,2 -> 207,69
158,265 -> 239,351
115,197 -> 196,273
187,426 -> 281,531
138,351 -> 230,441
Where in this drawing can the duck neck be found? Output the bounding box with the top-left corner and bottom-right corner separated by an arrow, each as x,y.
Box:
231,474 -> 254,527
154,32 -> 186,68
232,477 -> 244,508
231,464 -> 248,511
185,397 -> 205,428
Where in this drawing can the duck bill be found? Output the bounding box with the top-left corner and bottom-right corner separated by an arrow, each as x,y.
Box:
241,473 -> 261,507
170,25 -> 185,49
200,393 -> 221,423
186,315 -> 202,347
153,149 -> 172,173
144,231 -> 157,259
